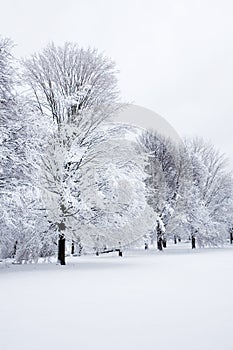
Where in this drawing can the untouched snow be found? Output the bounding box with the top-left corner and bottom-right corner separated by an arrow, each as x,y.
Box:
1,245 -> 233,350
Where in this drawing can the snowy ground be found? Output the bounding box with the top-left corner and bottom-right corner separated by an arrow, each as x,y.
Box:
1,244 -> 233,350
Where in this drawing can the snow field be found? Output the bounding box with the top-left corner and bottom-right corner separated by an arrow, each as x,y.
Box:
1,245 -> 233,350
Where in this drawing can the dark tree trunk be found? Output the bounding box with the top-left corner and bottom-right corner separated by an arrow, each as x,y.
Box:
157,237 -> 163,251
162,238 -> 167,248
58,233 -> 66,265
174,235 -> 177,244
191,235 -> 196,249
78,242 -> 83,256
12,240 -> 18,258
156,221 -> 163,251
71,240 -> 75,255
118,250 -> 123,257
178,236 -> 181,242
230,231 -> 233,244
57,202 -> 66,264
145,242 -> 149,250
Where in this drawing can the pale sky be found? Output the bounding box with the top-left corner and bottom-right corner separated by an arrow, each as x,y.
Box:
1,0 -> 233,166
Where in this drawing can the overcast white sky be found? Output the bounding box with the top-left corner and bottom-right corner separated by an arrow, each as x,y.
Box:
1,0 -> 233,166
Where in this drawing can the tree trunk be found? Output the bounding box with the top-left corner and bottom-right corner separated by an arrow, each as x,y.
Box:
71,240 -> 75,255
145,242 -> 149,250
174,235 -> 177,244
78,242 -> 82,256
230,231 -> 233,244
162,238 -> 167,248
157,237 -> 163,251
58,233 -> 66,265
156,221 -> 163,251
191,235 -> 196,249
118,250 -> 123,257
12,240 -> 18,258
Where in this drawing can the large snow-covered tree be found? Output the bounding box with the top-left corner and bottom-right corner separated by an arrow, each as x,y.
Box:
22,42 -> 121,264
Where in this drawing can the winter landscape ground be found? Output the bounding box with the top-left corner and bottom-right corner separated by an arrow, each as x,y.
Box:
1,243 -> 233,350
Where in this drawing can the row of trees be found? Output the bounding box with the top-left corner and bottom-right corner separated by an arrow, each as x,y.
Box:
140,131 -> 233,249
1,37 -> 233,264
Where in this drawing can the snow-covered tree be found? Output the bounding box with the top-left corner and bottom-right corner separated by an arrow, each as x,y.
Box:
0,37 -> 54,262
0,98 -> 54,262
22,42 -> 121,264
139,130 -> 189,250
182,138 -> 233,248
